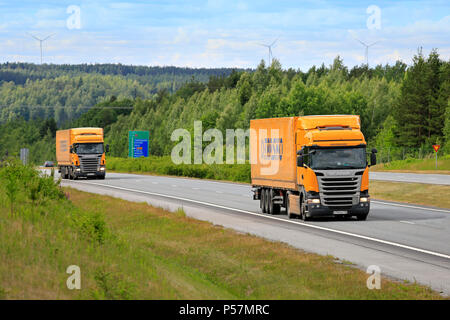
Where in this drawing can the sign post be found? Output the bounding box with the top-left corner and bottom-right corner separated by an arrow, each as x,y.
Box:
128,131 -> 150,158
20,148 -> 29,165
432,145 -> 440,170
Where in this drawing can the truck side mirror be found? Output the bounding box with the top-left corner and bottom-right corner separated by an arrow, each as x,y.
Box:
105,144 -> 110,153
297,155 -> 304,167
70,146 -> 73,154
370,148 -> 377,166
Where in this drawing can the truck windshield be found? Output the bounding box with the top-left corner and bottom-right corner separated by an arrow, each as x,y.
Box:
75,143 -> 104,154
310,147 -> 366,170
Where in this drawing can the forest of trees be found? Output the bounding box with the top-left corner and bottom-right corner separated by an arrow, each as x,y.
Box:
0,63 -> 240,124
0,49 -> 449,165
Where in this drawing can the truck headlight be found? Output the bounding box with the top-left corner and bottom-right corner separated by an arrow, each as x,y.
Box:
307,199 -> 320,204
76,168 -> 81,172
360,197 -> 369,203
100,167 -> 105,171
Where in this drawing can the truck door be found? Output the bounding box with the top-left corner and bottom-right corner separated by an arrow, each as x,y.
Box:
296,131 -> 307,187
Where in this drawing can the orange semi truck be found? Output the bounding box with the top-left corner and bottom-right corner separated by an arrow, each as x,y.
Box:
56,128 -> 109,180
251,115 -> 377,221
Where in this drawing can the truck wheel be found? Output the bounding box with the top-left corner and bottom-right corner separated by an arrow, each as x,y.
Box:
300,197 -> 309,221
68,167 -> 73,180
267,189 -> 274,215
264,189 -> 270,214
268,189 -> 280,215
260,189 -> 265,211
261,189 -> 267,213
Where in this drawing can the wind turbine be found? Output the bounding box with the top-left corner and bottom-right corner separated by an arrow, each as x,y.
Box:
28,33 -> 55,64
259,38 -> 278,65
354,38 -> 379,66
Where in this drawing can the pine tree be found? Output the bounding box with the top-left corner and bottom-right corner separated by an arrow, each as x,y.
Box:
394,50 -> 436,147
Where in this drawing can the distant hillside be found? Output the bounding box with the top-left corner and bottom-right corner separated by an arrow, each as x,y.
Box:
0,63 -> 248,124
0,63 -> 247,87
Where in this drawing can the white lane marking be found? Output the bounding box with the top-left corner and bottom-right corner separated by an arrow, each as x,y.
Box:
171,185 -> 177,188
216,191 -> 223,194
371,200 -> 450,214
109,173 -> 450,212
192,187 -> 200,190
68,180 -> 450,260
110,173 -> 450,214
151,182 -> 158,185
399,221 -> 415,225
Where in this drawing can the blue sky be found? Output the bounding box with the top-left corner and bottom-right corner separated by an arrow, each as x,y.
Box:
0,0 -> 448,69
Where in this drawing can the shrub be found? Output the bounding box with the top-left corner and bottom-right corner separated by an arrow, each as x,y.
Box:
71,211 -> 108,244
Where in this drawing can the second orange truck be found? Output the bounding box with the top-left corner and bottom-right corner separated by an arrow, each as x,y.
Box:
56,127 -> 109,180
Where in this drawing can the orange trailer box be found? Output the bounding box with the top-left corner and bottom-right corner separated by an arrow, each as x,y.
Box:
250,117 -> 297,190
56,129 -> 71,165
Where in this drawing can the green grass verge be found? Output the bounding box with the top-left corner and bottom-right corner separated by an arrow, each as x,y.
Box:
370,181 -> 450,209
372,154 -> 450,172
107,156 -> 251,183
1,163 -> 446,299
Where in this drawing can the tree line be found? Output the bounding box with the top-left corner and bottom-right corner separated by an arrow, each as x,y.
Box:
0,64 -> 240,125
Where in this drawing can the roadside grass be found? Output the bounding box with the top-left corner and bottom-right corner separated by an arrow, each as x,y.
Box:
64,189 -> 447,299
371,154 -> 450,173
107,156 -> 251,183
370,181 -> 450,209
0,164 -> 446,299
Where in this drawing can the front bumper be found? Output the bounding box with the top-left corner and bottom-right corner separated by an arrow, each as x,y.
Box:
306,201 -> 370,217
73,166 -> 105,178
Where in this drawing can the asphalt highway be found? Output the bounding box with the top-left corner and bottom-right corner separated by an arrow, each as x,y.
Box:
57,172 -> 450,295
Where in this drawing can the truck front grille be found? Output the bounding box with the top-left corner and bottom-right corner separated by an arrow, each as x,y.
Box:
80,157 -> 100,173
318,176 -> 360,209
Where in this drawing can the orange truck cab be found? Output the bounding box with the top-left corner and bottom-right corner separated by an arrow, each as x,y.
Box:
250,115 -> 377,221
56,128 -> 109,180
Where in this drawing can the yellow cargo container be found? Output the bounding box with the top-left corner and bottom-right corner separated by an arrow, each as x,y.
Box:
250,115 -> 376,221
56,128 -> 109,180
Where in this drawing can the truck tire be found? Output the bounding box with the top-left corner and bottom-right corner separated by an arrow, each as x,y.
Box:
260,189 -> 264,211
268,189 -> 280,215
68,167 -> 73,180
267,189 -> 274,215
261,189 -> 267,213
264,189 -> 270,214
300,196 -> 310,221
